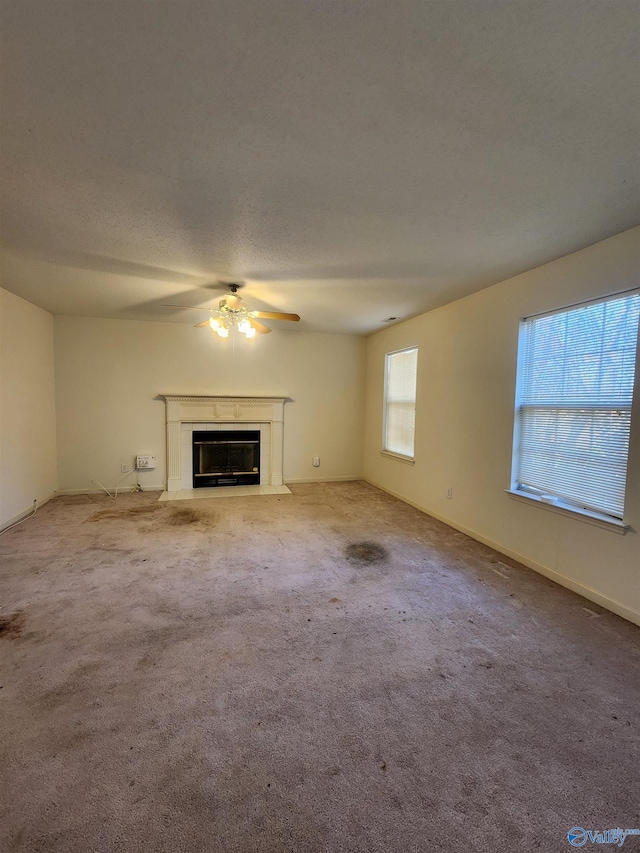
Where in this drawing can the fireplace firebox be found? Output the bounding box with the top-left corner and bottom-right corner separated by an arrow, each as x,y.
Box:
192,430 -> 260,487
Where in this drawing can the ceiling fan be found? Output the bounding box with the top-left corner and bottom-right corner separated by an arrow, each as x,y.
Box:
161,284 -> 300,338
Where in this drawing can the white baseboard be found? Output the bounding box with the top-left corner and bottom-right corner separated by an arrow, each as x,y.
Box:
365,478 -> 640,628
55,485 -> 165,496
0,491 -> 56,533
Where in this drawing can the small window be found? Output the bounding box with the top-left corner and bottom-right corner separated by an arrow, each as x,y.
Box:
383,347 -> 418,459
511,290 -> 640,520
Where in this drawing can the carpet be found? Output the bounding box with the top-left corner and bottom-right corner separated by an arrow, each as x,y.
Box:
1,481 -> 638,852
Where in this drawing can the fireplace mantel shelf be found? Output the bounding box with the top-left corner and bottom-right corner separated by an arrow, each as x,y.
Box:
161,395 -> 291,405
162,395 -> 290,491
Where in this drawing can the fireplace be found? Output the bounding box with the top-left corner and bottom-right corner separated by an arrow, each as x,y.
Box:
161,396 -> 289,492
192,430 -> 260,487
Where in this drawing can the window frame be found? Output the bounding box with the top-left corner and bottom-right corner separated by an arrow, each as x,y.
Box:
382,346 -> 418,463
508,289 -> 639,532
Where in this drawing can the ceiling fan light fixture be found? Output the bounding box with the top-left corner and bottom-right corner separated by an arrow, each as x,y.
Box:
163,284 -> 300,338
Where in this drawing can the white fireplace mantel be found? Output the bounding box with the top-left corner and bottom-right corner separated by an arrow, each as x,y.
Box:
161,395 -> 290,492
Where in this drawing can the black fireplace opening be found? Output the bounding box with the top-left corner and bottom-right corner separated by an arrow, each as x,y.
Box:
192,430 -> 260,487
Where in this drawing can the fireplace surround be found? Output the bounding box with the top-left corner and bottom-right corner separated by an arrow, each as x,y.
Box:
162,396 -> 289,492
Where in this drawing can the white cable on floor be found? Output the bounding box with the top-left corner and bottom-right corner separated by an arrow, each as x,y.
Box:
0,500 -> 38,536
91,469 -> 140,500
91,480 -> 114,497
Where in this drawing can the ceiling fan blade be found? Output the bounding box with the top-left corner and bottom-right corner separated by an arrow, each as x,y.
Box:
194,320 -> 212,328
251,311 -> 300,322
250,319 -> 272,334
161,303 -> 211,311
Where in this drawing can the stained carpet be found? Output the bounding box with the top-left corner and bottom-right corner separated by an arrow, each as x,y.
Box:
1,481 -> 638,852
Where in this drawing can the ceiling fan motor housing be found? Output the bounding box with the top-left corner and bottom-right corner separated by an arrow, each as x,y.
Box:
221,293 -> 244,311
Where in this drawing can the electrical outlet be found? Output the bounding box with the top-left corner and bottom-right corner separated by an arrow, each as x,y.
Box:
446,487 -> 453,499
121,463 -> 129,473
313,456 -> 320,467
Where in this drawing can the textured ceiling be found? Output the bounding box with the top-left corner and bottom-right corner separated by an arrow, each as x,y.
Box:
0,0 -> 638,335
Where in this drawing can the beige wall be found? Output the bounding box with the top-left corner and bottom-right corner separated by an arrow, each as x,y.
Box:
0,288 -> 57,528
364,227 -> 640,624
53,318 -> 366,492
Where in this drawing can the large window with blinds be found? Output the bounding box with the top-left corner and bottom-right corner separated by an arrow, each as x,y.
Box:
511,290 -> 640,521
383,347 -> 418,459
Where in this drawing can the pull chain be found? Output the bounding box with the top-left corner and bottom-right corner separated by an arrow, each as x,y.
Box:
231,329 -> 236,396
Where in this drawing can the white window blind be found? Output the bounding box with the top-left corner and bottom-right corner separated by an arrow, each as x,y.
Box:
514,291 -> 640,519
384,347 -> 418,458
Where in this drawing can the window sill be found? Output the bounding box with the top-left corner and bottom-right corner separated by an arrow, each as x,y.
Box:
505,489 -> 629,534
380,450 -> 415,466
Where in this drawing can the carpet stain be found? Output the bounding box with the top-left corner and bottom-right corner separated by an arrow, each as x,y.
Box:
7,828 -> 25,851
88,504 -> 164,522
89,545 -> 135,554
0,610 -> 24,639
40,661 -> 102,709
345,541 -> 389,564
167,508 -> 204,526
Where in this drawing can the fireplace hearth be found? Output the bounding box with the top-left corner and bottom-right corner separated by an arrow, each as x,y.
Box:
192,430 -> 260,487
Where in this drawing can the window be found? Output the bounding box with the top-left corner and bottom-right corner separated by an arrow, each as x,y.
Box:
383,347 -> 418,459
511,290 -> 640,521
